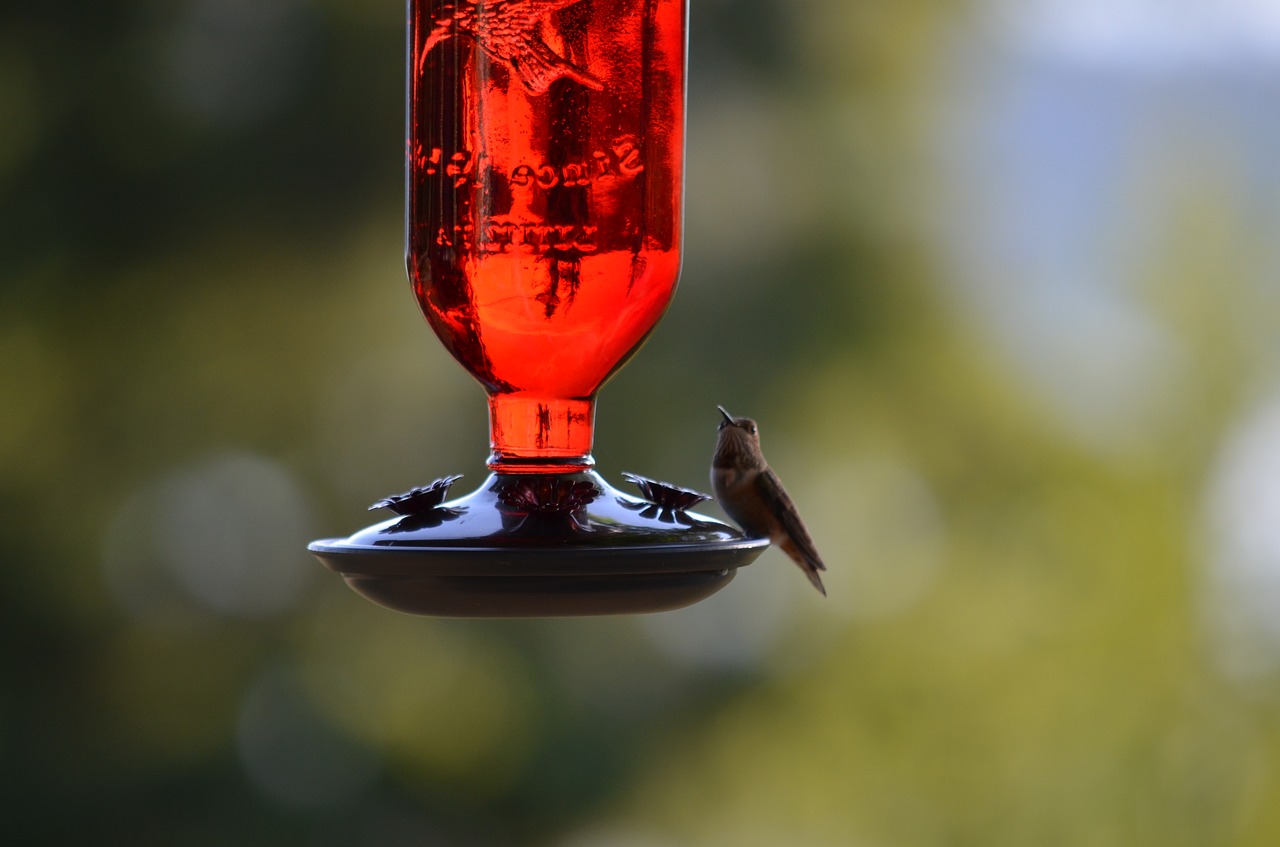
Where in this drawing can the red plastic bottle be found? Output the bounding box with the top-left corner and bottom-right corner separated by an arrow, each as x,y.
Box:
407,0 -> 686,471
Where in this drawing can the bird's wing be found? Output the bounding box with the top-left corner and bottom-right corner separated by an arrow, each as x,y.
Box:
756,467 -> 826,575
528,0 -> 595,18
417,1 -> 601,92
418,6 -> 476,75
490,0 -> 584,32
759,466 -> 827,595
505,33 -> 603,92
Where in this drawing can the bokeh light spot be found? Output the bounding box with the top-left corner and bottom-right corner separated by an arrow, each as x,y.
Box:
305,610 -> 540,793
237,663 -> 382,809
103,451 -> 316,623
805,456 -> 946,623
1202,393 -> 1280,679
640,553 -> 793,671
159,0 -> 318,129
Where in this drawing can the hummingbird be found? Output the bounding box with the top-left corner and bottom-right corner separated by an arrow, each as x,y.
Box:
712,406 -> 827,595
418,0 -> 604,94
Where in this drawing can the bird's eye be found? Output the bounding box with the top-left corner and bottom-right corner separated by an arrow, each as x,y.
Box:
748,425 -> 757,434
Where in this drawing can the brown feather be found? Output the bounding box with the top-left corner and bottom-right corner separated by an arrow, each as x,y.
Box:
756,468 -> 827,595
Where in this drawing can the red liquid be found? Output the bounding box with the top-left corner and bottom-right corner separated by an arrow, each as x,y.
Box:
407,0 -> 686,471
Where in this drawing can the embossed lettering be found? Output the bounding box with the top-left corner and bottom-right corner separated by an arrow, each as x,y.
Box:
423,135 -> 645,190
593,150 -> 613,176
613,137 -> 644,176
510,164 -> 535,187
475,221 -> 599,254
446,150 -> 475,187
535,165 -> 560,189
561,163 -> 590,187
413,144 -> 443,175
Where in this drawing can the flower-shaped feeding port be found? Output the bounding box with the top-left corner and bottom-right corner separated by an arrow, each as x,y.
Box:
496,476 -> 600,534
308,0 -> 771,617
620,473 -> 715,525
371,475 -> 469,533
370,474 -> 464,516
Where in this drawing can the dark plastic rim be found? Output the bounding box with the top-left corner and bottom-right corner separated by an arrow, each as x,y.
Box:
309,535 -> 770,577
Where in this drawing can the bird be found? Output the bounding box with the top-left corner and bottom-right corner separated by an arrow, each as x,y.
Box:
418,0 -> 604,94
712,406 -> 827,595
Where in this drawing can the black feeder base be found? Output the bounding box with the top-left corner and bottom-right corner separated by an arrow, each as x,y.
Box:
309,471 -> 769,618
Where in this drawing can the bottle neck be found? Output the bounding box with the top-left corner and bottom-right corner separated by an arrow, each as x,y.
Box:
487,393 -> 596,473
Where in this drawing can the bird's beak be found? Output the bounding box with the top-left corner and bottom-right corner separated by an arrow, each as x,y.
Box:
717,405 -> 734,429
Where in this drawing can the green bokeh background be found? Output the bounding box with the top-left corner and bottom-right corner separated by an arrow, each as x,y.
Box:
5,0 -> 1280,844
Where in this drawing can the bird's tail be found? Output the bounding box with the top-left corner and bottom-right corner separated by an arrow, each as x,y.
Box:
781,537 -> 827,597
803,565 -> 827,597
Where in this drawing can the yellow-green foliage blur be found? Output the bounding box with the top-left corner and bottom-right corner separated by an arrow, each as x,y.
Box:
4,0 -> 1280,844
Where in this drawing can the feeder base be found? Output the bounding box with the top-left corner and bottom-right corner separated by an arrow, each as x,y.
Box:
309,471 -> 769,618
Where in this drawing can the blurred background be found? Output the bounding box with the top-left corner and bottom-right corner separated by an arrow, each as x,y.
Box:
4,0 -> 1280,843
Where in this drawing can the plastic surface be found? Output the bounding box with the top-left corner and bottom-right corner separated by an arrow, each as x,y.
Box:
310,472 -> 768,617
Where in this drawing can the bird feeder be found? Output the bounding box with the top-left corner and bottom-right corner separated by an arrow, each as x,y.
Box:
309,0 -> 767,617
